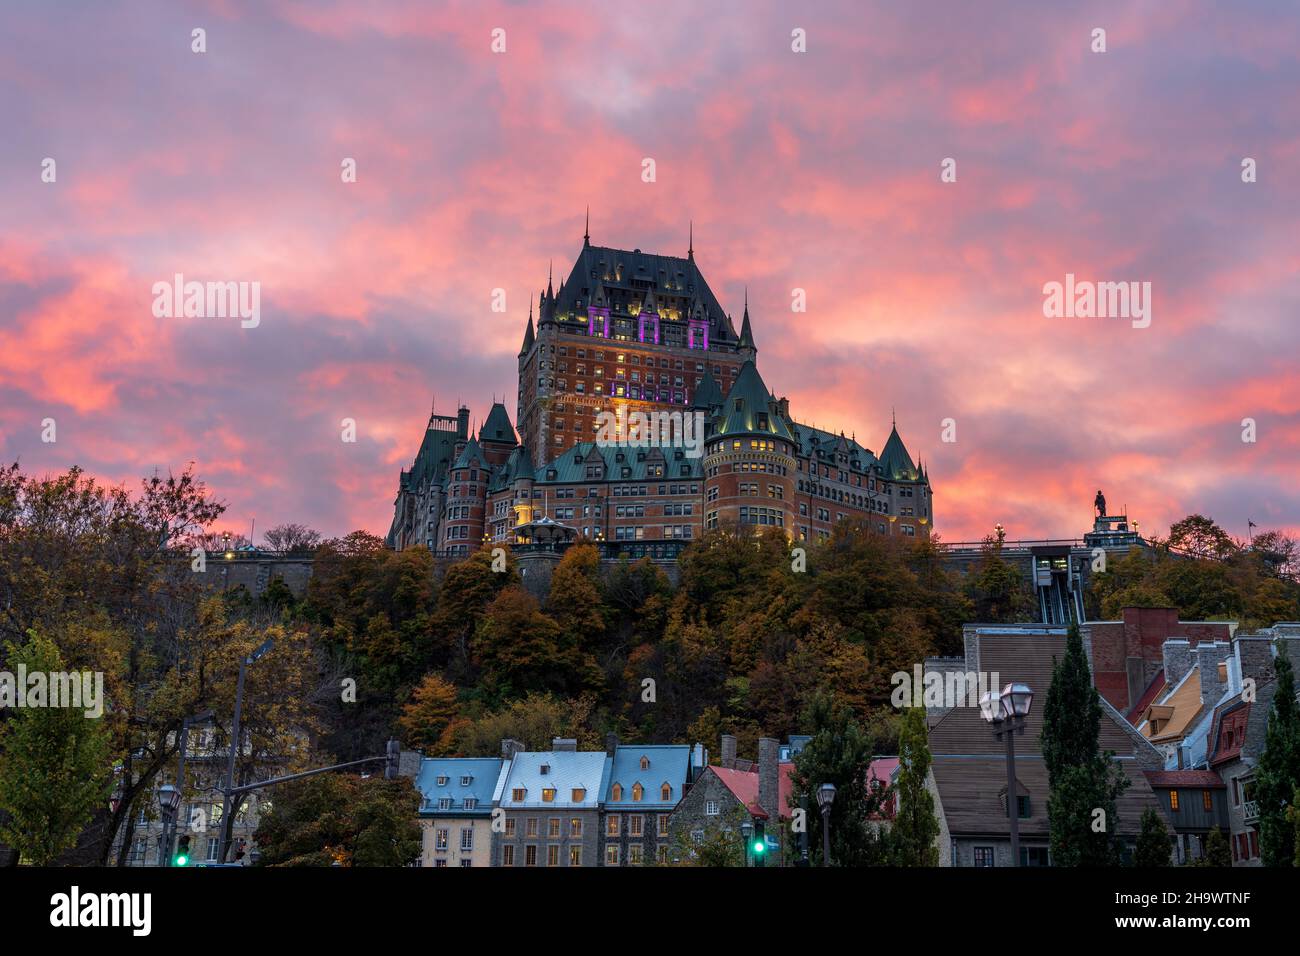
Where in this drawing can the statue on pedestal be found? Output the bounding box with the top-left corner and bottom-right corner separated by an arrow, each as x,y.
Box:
1094,489 -> 1107,518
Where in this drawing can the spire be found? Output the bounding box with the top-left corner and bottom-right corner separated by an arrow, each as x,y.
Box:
584,207 -> 590,247
688,220 -> 694,259
519,303 -> 535,356
546,260 -> 554,300
738,289 -> 755,351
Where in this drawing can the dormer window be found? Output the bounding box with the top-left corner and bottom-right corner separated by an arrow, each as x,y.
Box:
436,775 -> 449,786
512,788 -> 526,801
611,783 -> 623,801
639,756 -> 650,771
632,783 -> 644,802
542,788 -> 556,802
571,788 -> 586,802
460,775 -> 472,786
660,783 -> 672,801
540,764 -> 551,775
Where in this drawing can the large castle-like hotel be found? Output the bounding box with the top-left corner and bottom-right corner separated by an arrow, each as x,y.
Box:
387,227 -> 932,557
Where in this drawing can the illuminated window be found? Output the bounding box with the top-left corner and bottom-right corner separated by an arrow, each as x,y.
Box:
1169,791 -> 1179,812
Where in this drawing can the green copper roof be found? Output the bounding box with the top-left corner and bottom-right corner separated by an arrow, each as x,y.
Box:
452,436 -> 485,470
533,442 -> 704,483
878,425 -> 918,480
717,361 -> 793,440
691,370 -> 723,409
481,402 -> 517,445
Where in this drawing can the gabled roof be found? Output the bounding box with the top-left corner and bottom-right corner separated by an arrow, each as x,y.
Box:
415,757 -> 505,816
499,750 -> 612,810
604,745 -> 692,809
691,370 -> 723,409
1144,666 -> 1203,743
1127,670 -> 1168,724
878,424 -> 918,480
717,361 -> 794,440
480,402 -> 517,446
452,436 -> 485,470
711,763 -> 796,821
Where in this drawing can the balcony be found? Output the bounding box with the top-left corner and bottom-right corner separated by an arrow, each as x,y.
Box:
1243,800 -> 1259,824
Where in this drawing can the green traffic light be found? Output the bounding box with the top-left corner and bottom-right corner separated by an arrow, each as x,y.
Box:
752,841 -> 764,854
174,854 -> 189,867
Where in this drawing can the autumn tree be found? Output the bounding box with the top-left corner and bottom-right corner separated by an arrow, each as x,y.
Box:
397,672 -> 461,754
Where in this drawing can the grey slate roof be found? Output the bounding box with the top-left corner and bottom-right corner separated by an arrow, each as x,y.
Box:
548,243 -> 739,344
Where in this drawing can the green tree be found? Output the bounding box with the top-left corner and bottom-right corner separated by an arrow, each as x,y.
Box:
1256,644 -> 1300,866
1200,825 -> 1232,867
1040,622 -> 1128,866
254,773 -> 422,866
788,690 -> 888,866
1133,806 -> 1171,867
0,631 -> 113,865
891,706 -> 938,865
966,536 -> 1036,624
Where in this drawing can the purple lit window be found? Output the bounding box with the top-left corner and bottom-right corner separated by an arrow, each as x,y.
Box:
688,320 -> 708,349
638,309 -> 660,344
587,307 -> 610,338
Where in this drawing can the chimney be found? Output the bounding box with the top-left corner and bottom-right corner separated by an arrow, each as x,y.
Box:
605,732 -> 620,757
758,737 -> 779,822
501,738 -> 523,760
720,734 -> 737,770
1194,642 -> 1232,708
457,405 -> 470,440
1162,639 -> 1193,689
552,737 -> 577,752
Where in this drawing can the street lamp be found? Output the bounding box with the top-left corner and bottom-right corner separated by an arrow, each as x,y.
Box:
981,682 -> 1034,866
816,782 -> 836,866
740,821 -> 753,867
157,784 -> 181,867
218,637 -> 274,863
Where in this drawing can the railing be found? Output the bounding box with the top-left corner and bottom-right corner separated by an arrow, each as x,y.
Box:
1243,800 -> 1259,823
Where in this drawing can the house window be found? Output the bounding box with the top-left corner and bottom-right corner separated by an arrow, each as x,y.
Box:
629,815 -> 643,837
547,845 -> 560,867
1202,790 -> 1213,812
632,783 -> 644,802
570,818 -> 582,838
705,800 -> 720,816
660,783 -> 672,801
1169,791 -> 1180,812
512,788 -> 526,801
460,828 -> 473,851
525,845 -> 537,867
640,756 -> 650,771
1019,847 -> 1050,867
973,847 -> 995,867
571,788 -> 586,802
502,845 -> 515,866
542,788 -> 556,803
607,815 -> 621,837
435,828 -> 449,851
526,818 -> 538,837
606,845 -> 620,866
611,783 -> 622,802
658,815 -> 670,838
569,846 -> 582,866
548,818 -> 561,838
504,819 -> 516,837
628,845 -> 644,865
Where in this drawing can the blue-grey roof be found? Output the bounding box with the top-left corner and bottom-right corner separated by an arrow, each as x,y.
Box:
498,751 -> 611,810
604,745 -> 691,810
535,441 -> 704,483
416,757 -> 505,816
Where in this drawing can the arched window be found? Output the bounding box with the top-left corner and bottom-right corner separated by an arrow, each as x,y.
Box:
660,783 -> 672,801
632,783 -> 644,802
611,783 -> 622,802
639,756 -> 650,771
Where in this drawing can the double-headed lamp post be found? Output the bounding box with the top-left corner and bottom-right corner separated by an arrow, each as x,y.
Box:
980,682 -> 1034,866
816,782 -> 836,866
156,783 -> 181,868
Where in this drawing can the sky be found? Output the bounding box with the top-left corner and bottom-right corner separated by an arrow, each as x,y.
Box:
1,0 -> 1297,545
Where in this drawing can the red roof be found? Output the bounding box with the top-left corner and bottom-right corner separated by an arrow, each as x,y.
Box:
713,762 -> 797,820
1127,670 -> 1168,724
1142,770 -> 1225,789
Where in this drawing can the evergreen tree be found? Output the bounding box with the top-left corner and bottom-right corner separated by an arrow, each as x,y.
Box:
1040,621 -> 1128,865
0,631 -> 113,865
891,706 -> 938,865
788,691 -> 889,866
1201,825 -> 1232,867
1133,806 -> 1172,867
1256,643 -> 1300,866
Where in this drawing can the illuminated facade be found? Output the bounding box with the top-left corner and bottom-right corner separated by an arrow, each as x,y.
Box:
387,231 -> 932,556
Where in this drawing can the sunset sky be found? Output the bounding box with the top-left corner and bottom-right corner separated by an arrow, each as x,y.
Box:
2,0 -> 1297,545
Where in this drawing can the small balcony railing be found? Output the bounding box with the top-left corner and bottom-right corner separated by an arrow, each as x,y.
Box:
1243,800 -> 1259,824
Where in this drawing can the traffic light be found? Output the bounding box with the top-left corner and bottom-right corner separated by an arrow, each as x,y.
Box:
173,834 -> 191,867
752,821 -> 766,867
